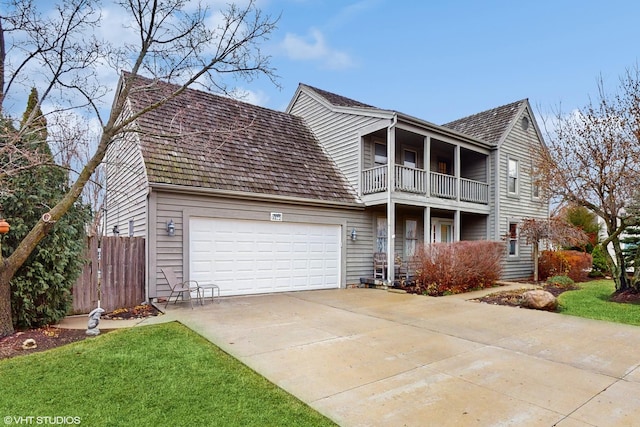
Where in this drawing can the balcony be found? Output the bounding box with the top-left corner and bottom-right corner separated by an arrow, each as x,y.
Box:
362,165 -> 489,204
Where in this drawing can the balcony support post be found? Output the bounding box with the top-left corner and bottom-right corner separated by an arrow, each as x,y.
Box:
424,206 -> 431,245
386,115 -> 397,283
424,136 -> 430,196
455,145 -> 461,202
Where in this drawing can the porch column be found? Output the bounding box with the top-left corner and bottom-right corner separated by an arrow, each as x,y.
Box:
387,116 -> 397,282
424,206 -> 431,245
387,201 -> 396,282
454,209 -> 461,242
424,136 -> 430,196
455,144 -> 461,201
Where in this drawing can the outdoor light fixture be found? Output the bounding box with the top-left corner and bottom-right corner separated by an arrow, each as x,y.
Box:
167,219 -> 175,236
350,227 -> 357,241
112,225 -> 119,236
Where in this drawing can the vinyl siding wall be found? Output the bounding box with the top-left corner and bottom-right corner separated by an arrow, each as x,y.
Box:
288,91 -> 386,193
105,113 -> 149,237
149,190 -> 370,298
460,213 -> 488,240
498,109 -> 548,279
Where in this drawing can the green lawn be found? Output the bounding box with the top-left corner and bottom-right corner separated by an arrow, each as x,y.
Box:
558,279 -> 640,326
0,322 -> 336,427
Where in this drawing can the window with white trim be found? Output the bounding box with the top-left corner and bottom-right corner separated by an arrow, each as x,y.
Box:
374,142 -> 387,165
508,158 -> 519,195
532,180 -> 540,199
508,222 -> 518,257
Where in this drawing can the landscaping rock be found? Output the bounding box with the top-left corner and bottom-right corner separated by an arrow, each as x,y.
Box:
520,290 -> 558,311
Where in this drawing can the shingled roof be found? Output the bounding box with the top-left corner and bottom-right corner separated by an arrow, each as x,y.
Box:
122,75 -> 359,204
301,84 -> 378,109
303,83 -> 527,147
442,100 -> 526,146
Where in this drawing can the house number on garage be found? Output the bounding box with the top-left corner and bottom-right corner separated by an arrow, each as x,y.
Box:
270,212 -> 283,222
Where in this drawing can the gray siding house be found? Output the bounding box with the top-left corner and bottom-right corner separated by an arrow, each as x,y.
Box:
105,74 -> 548,302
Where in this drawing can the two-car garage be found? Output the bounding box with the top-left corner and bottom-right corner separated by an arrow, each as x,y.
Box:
189,217 -> 342,296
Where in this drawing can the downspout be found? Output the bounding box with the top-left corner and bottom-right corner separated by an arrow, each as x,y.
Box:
493,147 -> 500,240
145,187 -> 151,305
387,113 -> 398,284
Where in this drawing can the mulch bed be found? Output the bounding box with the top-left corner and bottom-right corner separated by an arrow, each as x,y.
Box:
0,304 -> 162,360
0,326 -> 101,360
102,303 -> 161,320
474,282 -> 581,308
609,289 -> 640,304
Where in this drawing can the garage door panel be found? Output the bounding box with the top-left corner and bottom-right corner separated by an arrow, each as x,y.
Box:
190,218 -> 341,296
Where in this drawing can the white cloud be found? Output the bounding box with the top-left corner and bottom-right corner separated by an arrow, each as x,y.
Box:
280,28 -> 355,70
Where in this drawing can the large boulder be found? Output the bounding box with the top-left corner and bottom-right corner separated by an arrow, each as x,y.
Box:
520,290 -> 558,311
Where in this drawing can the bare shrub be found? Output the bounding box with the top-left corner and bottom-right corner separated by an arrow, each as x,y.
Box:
412,241 -> 506,296
539,250 -> 592,282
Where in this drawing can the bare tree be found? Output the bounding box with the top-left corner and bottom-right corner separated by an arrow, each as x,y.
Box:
0,0 -> 278,336
536,66 -> 640,292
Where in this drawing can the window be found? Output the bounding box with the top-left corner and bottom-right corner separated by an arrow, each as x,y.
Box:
508,222 -> 518,256
374,142 -> 387,165
402,150 -> 417,189
403,150 -> 417,168
508,158 -> 518,194
376,217 -> 387,253
405,220 -> 417,257
532,180 -> 540,198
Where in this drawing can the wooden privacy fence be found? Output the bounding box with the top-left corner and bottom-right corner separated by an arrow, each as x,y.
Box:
72,236 -> 145,314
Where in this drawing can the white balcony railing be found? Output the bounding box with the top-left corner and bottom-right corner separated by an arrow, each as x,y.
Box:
362,165 -> 387,194
395,165 -> 426,193
429,172 -> 456,199
460,178 -> 489,204
362,166 -> 489,204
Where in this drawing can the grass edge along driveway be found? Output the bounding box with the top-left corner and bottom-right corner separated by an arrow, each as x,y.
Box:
559,279 -> 640,326
0,322 -> 336,427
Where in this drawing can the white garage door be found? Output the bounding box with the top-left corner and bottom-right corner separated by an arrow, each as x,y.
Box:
189,217 -> 341,296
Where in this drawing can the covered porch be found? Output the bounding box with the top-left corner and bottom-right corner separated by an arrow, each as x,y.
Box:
369,205 -> 489,283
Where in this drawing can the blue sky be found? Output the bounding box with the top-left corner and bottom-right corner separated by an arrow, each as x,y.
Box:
251,0 -> 640,124
13,0 -> 640,127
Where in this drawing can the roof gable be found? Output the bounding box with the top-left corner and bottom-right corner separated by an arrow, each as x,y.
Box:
121,74 -> 359,204
441,100 -> 527,146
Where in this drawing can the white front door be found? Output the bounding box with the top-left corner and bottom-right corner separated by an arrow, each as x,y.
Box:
432,219 -> 453,243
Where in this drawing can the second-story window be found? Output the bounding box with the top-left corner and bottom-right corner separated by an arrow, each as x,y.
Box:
508,158 -> 519,194
375,142 -> 387,165
532,180 -> 540,198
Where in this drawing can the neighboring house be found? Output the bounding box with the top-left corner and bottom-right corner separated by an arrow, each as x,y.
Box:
105,74 -> 548,302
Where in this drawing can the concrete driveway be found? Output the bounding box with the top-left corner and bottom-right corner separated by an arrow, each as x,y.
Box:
157,288 -> 640,426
